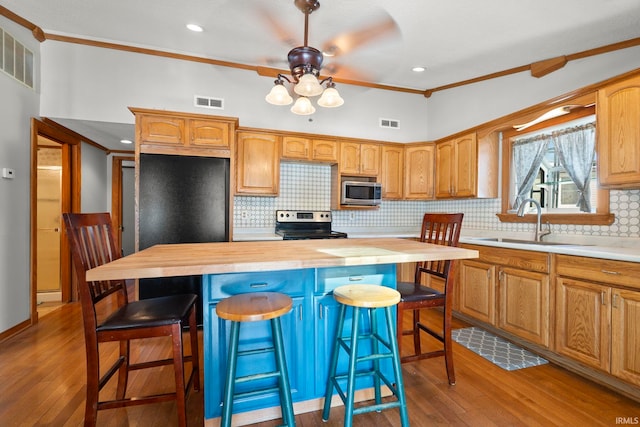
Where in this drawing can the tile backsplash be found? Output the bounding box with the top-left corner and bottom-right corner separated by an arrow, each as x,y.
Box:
234,162 -> 640,238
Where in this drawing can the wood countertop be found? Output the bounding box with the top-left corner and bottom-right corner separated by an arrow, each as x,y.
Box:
87,238 -> 478,281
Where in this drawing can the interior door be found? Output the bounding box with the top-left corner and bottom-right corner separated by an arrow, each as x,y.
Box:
36,163 -> 62,298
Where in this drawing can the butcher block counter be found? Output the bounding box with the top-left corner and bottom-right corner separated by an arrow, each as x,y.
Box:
87,238 -> 477,425
86,237 -> 477,281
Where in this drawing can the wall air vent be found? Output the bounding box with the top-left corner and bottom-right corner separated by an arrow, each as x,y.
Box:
379,118 -> 400,129
194,95 -> 224,110
0,26 -> 35,89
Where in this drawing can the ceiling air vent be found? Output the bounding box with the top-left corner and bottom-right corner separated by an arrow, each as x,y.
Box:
194,95 -> 224,110
379,118 -> 400,129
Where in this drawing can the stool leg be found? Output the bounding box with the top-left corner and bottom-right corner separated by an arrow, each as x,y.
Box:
370,308 -> 382,406
385,306 -> 409,427
322,304 -> 347,421
270,318 -> 295,426
344,306 -> 361,427
221,321 -> 241,427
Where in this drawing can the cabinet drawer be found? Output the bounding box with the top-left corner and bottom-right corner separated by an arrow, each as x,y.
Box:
555,254 -> 640,289
462,244 -> 549,273
206,269 -> 312,300
316,264 -> 396,294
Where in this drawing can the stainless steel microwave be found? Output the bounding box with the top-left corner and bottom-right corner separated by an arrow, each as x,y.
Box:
341,181 -> 382,206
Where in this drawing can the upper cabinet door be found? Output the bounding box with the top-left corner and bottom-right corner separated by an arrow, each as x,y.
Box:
454,133 -> 478,197
404,144 -> 434,199
236,132 -> 280,196
339,142 -> 361,174
380,145 -> 404,199
360,144 -> 381,176
598,75 -> 640,188
139,115 -> 185,146
282,136 -> 310,160
435,141 -> 455,198
189,120 -> 230,148
311,139 -> 338,163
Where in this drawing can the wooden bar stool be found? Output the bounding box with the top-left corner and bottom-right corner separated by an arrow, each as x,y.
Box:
216,292 -> 296,427
322,285 -> 409,427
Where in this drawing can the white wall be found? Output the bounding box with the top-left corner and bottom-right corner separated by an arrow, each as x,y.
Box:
80,143 -> 108,213
39,42 -> 430,142
426,46 -> 640,140
0,16 -> 40,333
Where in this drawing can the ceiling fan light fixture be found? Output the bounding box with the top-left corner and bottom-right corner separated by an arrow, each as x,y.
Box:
294,72 -> 324,97
317,83 -> 344,108
266,80 -> 293,105
291,96 -> 316,115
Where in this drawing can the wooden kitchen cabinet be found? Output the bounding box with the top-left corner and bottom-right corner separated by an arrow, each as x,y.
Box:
380,144 -> 404,199
458,259 -> 496,325
498,266 -> 550,347
339,141 -> 380,176
597,74 -> 640,188
281,135 -> 338,163
435,133 -> 477,198
236,130 -> 280,195
457,244 -> 550,347
556,277 -> 610,370
555,254 -> 640,386
404,144 -> 434,199
132,108 -> 237,157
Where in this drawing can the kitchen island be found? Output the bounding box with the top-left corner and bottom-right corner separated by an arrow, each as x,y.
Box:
87,238 -> 478,425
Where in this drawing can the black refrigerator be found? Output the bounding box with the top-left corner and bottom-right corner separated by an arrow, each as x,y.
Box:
138,153 -> 230,324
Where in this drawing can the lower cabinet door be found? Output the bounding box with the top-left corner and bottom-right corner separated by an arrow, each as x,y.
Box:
498,267 -> 550,347
313,293 -> 395,398
204,296 -> 307,419
555,277 -> 610,371
611,289 -> 640,386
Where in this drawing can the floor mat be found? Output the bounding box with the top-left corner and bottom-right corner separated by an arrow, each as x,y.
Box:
452,327 -> 548,371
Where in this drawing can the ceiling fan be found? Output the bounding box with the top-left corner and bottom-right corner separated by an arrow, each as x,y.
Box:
263,0 -> 400,115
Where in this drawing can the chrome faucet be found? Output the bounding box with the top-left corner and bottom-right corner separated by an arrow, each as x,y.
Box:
516,198 -> 551,242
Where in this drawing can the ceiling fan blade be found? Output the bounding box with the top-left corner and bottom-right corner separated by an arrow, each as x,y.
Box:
322,63 -> 372,82
257,4 -> 299,48
321,15 -> 400,58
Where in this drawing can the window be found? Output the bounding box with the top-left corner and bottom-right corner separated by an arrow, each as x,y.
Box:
499,105 -> 614,225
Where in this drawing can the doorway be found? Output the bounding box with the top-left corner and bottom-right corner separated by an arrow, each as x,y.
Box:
30,119 -> 81,323
111,156 -> 135,256
36,142 -> 63,312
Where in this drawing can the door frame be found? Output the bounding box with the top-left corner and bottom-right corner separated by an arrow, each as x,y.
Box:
111,155 -> 135,254
30,119 -> 81,324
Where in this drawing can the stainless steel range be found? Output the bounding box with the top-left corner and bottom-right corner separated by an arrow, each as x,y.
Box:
275,210 -> 348,240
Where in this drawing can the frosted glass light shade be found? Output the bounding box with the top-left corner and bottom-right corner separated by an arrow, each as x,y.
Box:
290,97 -> 316,115
294,73 -> 323,97
265,84 -> 293,105
317,87 -> 344,108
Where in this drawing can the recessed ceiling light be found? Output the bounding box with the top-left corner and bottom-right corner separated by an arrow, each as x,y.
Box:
120,139 -> 133,145
186,24 -> 203,32
412,66 -> 426,73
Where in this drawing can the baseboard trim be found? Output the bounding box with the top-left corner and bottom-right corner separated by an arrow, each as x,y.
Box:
204,386 -> 392,426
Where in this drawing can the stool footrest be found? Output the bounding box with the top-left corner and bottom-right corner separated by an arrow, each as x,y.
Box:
232,385 -> 281,401
237,347 -> 275,357
353,400 -> 404,416
234,370 -> 281,385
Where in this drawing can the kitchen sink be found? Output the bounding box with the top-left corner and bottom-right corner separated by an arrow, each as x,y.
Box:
468,237 -> 586,246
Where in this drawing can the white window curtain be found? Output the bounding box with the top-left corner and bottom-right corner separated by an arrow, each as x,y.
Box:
512,136 -> 550,210
552,122 -> 596,212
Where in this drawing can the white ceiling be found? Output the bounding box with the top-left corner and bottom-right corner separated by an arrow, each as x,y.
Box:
5,0 -> 640,150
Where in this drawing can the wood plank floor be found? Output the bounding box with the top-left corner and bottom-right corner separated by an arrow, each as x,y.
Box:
0,302 -> 638,426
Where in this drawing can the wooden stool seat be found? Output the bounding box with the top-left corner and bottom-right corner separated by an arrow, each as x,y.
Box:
217,291 -> 295,427
216,292 -> 292,322
333,284 -> 400,308
323,284 -> 409,427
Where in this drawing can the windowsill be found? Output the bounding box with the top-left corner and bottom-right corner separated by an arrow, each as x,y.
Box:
496,213 -> 615,225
